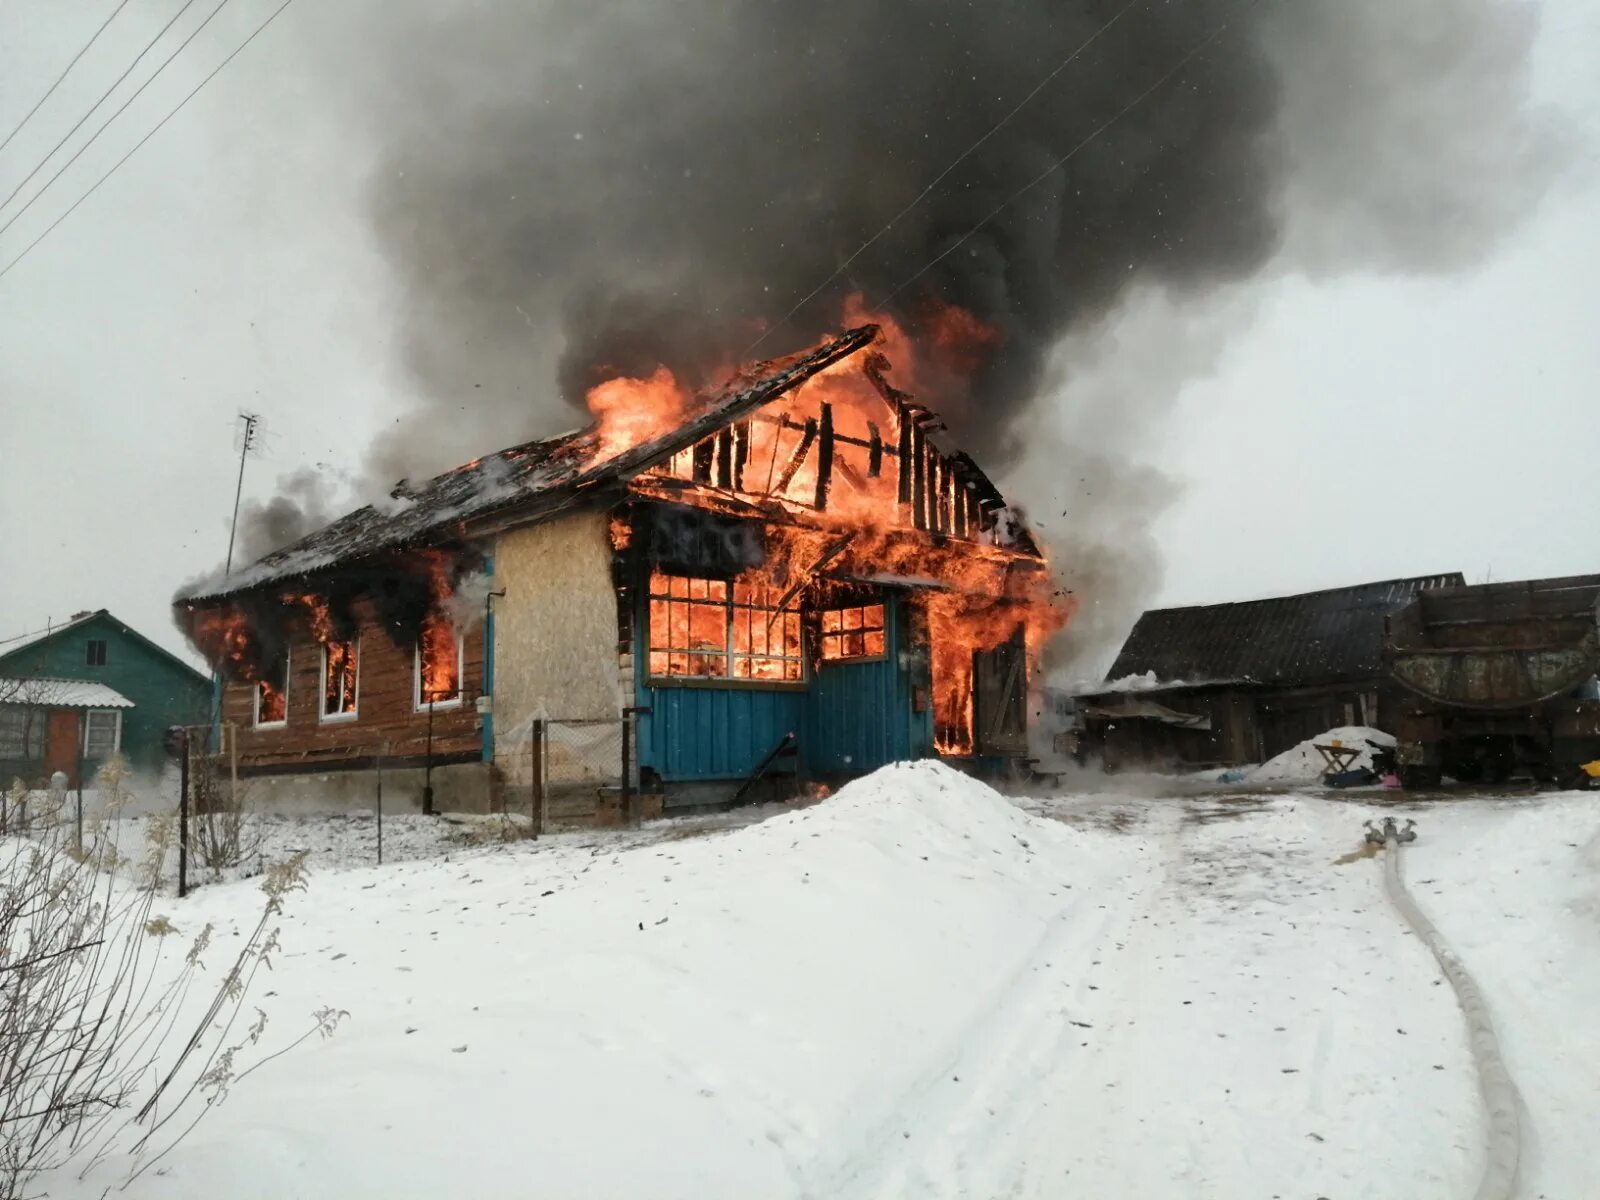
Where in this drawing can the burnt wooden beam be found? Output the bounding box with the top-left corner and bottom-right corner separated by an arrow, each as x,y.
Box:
692,437 -> 714,483
773,417 -> 818,495
715,427 -> 733,489
896,411 -> 913,506
911,424 -> 926,530
755,411 -> 895,455
862,350 -> 915,408
732,421 -> 749,492
814,402 -> 835,510
766,532 -> 856,627
867,422 -> 883,478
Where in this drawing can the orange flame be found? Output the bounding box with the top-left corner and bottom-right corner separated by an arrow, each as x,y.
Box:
586,366 -> 692,461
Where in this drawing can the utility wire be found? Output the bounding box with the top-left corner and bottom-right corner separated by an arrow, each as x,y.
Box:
0,0 -> 202,217
0,0 -> 137,159
879,4 -> 1250,308
0,0 -> 294,285
0,0 -> 237,243
741,0 -> 1150,359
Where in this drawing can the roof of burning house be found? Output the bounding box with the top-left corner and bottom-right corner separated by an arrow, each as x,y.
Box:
1099,573 -> 1466,691
177,326 -> 881,604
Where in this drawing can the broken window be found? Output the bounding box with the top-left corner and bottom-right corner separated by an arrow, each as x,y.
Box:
321,639 -> 358,720
83,709 -> 121,757
647,571 -> 803,683
256,649 -> 288,727
415,616 -> 463,708
86,639 -> 107,666
820,603 -> 887,662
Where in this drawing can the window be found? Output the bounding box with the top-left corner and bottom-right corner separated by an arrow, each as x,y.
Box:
647,571 -> 803,682
415,617 -> 463,709
0,707 -> 43,757
83,710 -> 121,757
321,639 -> 359,720
820,603 -> 887,662
86,639 -> 107,666
255,649 -> 289,727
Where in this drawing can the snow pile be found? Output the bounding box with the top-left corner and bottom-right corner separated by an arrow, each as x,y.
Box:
1248,725 -> 1395,784
50,761 -> 1132,1200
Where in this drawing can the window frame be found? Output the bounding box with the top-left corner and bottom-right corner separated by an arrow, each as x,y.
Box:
818,602 -> 889,664
414,629 -> 466,711
0,706 -> 43,758
81,709 -> 122,757
319,637 -> 361,723
85,638 -> 107,667
646,572 -> 806,688
254,647 -> 290,729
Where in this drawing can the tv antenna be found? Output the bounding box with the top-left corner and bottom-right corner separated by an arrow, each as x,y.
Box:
225,412 -> 262,575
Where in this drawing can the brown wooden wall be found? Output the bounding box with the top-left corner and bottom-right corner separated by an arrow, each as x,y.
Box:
221,597 -> 484,772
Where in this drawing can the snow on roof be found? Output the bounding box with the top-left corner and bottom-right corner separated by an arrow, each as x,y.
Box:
177,326 -> 881,604
0,611 -> 102,658
0,677 -> 134,709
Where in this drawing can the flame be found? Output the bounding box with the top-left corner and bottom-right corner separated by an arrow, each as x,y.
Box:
418,610 -> 460,704
617,293 -> 1057,755
586,366 -> 692,461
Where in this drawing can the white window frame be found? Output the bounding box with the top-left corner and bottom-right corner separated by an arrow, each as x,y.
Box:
414,631 -> 465,711
254,648 -> 290,729
0,706 -> 42,758
81,709 -> 123,757
319,637 -> 361,724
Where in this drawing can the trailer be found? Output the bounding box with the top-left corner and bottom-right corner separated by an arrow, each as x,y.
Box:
1383,574 -> 1600,787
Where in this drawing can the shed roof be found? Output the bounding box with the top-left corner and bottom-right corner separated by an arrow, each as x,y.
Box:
177,326 -> 880,604
0,678 -> 134,709
1103,573 -> 1466,690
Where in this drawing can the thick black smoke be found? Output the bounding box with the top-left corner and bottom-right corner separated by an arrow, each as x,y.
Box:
270,0 -> 1557,669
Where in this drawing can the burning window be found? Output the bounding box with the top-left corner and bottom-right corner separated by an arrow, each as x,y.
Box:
820,603 -> 887,661
321,639 -> 359,720
647,571 -> 803,683
415,615 -> 463,708
255,650 -> 289,727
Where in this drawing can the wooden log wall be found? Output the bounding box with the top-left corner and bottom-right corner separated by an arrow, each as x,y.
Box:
221,596 -> 484,771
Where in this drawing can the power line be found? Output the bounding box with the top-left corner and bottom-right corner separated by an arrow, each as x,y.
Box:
0,0 -> 137,159
0,0 -> 238,244
0,0 -> 295,285
0,0 -> 202,217
879,3 -> 1253,308
741,0 -> 1150,359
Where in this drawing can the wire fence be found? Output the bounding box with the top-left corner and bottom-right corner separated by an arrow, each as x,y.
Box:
497,711 -> 649,832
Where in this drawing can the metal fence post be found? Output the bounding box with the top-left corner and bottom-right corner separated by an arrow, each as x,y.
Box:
620,709 -> 633,827
530,718 -> 544,839
376,745 -> 384,866
178,729 -> 190,899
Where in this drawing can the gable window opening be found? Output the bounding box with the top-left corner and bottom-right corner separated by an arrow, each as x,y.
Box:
321,639 -> 359,721
255,649 -> 289,728
647,571 -> 803,683
82,709 -> 121,757
86,638 -> 107,666
415,616 -> 464,709
820,603 -> 887,662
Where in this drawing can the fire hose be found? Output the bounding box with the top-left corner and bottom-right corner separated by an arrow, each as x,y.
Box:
1366,817 -> 1522,1199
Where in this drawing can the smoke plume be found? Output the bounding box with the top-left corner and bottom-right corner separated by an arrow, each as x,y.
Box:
289,0 -> 1558,670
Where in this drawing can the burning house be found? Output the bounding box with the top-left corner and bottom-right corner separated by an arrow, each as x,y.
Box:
174,317 -> 1062,817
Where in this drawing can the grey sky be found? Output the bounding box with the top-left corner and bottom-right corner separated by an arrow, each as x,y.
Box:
1,1 -> 1596,673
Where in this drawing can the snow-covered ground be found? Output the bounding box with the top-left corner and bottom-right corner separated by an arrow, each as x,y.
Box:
35,764 -> 1600,1199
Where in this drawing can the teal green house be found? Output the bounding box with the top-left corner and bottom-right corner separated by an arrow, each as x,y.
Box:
0,610 -> 211,784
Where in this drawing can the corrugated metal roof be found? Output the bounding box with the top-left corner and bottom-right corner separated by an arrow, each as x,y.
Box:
1105,574 -> 1466,689
0,677 -> 135,709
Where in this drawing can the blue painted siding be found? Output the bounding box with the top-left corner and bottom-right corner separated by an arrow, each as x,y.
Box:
804,595 -> 932,774
635,589 -> 930,784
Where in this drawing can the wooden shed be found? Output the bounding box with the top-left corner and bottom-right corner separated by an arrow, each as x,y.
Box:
1079,574 -> 1464,772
